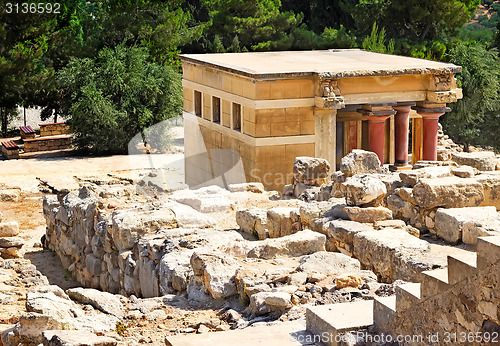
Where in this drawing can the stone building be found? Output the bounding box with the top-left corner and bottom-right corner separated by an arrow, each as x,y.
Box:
179,50 -> 462,191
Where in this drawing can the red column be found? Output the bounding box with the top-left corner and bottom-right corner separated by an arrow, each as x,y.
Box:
366,116 -> 390,165
421,113 -> 444,161
393,105 -> 411,166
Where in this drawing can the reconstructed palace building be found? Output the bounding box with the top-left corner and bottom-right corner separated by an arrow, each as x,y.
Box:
179,50 -> 462,191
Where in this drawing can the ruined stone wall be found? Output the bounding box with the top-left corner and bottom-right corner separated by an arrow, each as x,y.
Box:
389,255 -> 500,344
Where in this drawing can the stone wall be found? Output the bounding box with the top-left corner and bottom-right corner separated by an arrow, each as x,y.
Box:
384,237 -> 500,344
23,136 -> 72,152
39,122 -> 71,137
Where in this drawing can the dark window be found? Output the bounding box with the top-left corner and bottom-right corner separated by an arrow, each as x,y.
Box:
232,103 -> 241,131
194,91 -> 202,117
212,97 -> 221,123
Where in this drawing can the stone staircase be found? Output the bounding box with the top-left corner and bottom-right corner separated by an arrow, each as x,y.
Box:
306,236 -> 500,346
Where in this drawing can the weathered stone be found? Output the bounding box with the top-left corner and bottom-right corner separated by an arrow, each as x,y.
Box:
0,236 -> 24,248
353,228 -> 431,282
0,189 -> 20,201
394,187 -> 414,202
42,330 -> 117,346
299,201 -> 338,228
343,174 -> 387,207
159,249 -> 193,294
412,177 -> 484,208
374,219 -> 406,229
247,230 -> 326,259
0,221 -> 20,237
0,246 -> 25,258
66,287 -> 124,317
451,165 -> 477,178
288,272 -> 308,286
137,258 -> 159,298
343,206 -> 392,223
170,186 -> 235,213
190,250 -> 241,300
434,206 -> 500,244
165,201 -> 216,229
451,151 -> 496,171
476,174 -> 500,210
236,208 -> 268,239
325,220 -> 374,250
293,157 -> 330,185
267,207 -> 300,238
335,273 -> 363,289
9,312 -> 75,345
296,251 -> 360,276
248,292 -> 292,316
413,160 -> 458,169
399,166 -> 452,186
85,254 -> 102,276
110,207 -> 177,250
340,150 -> 381,177
26,285 -> 84,320
228,182 -> 265,193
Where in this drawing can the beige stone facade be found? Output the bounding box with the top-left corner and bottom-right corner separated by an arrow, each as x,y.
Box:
180,50 -> 462,191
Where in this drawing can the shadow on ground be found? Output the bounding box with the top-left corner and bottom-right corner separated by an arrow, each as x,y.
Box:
24,249 -> 80,290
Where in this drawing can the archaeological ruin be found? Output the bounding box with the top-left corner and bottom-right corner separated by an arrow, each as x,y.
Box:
0,50 -> 499,346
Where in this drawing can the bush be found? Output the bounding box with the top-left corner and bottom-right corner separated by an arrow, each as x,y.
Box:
57,45 -> 182,155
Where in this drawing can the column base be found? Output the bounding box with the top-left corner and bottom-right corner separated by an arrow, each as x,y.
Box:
389,164 -> 412,172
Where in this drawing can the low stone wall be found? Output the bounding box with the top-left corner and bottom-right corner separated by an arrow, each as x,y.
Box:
1,145 -> 19,159
39,122 -> 70,137
23,135 -> 72,152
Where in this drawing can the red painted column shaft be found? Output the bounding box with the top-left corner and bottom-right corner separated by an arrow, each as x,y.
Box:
421,113 -> 444,161
367,116 -> 389,165
393,106 -> 411,165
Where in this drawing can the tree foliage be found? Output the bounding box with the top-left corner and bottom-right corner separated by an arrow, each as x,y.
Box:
441,41 -> 500,150
57,45 -> 182,154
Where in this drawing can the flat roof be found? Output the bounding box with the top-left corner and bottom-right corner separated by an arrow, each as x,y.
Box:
179,49 -> 461,79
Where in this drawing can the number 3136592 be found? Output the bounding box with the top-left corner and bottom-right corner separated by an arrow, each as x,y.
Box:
6,3 -> 61,14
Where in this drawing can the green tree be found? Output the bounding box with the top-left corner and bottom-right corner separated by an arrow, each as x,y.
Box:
354,0 -> 480,41
362,23 -> 394,54
57,45 -> 182,154
200,0 -> 302,51
441,41 -> 500,150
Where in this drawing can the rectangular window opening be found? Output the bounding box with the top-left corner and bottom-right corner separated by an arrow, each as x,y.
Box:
232,103 -> 241,131
212,97 -> 221,123
194,91 -> 202,117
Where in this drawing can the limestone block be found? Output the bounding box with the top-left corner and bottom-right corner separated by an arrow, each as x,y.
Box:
0,236 -> 24,248
85,254 -> 102,276
267,207 -> 300,238
249,292 -> 292,316
451,151 -> 496,171
296,251 -> 361,276
399,166 -> 451,187
340,149 -> 381,177
190,250 -> 241,300
435,206 -> 500,244
26,285 -> 84,320
325,220 -> 374,248
0,245 -> 25,258
236,207 -> 268,239
137,258 -> 160,298
476,174 -> 500,210
0,221 -> 20,237
42,330 -> 117,346
159,249 -> 194,294
165,201 -> 216,229
293,157 -> 330,185
299,201 -> 339,228
343,174 -> 387,207
344,206 -> 392,223
111,207 -> 177,250
451,165 -> 477,178
412,177 -> 484,209
0,188 -> 20,201
247,229 -> 326,259
353,228 -> 430,282
66,287 -> 124,317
